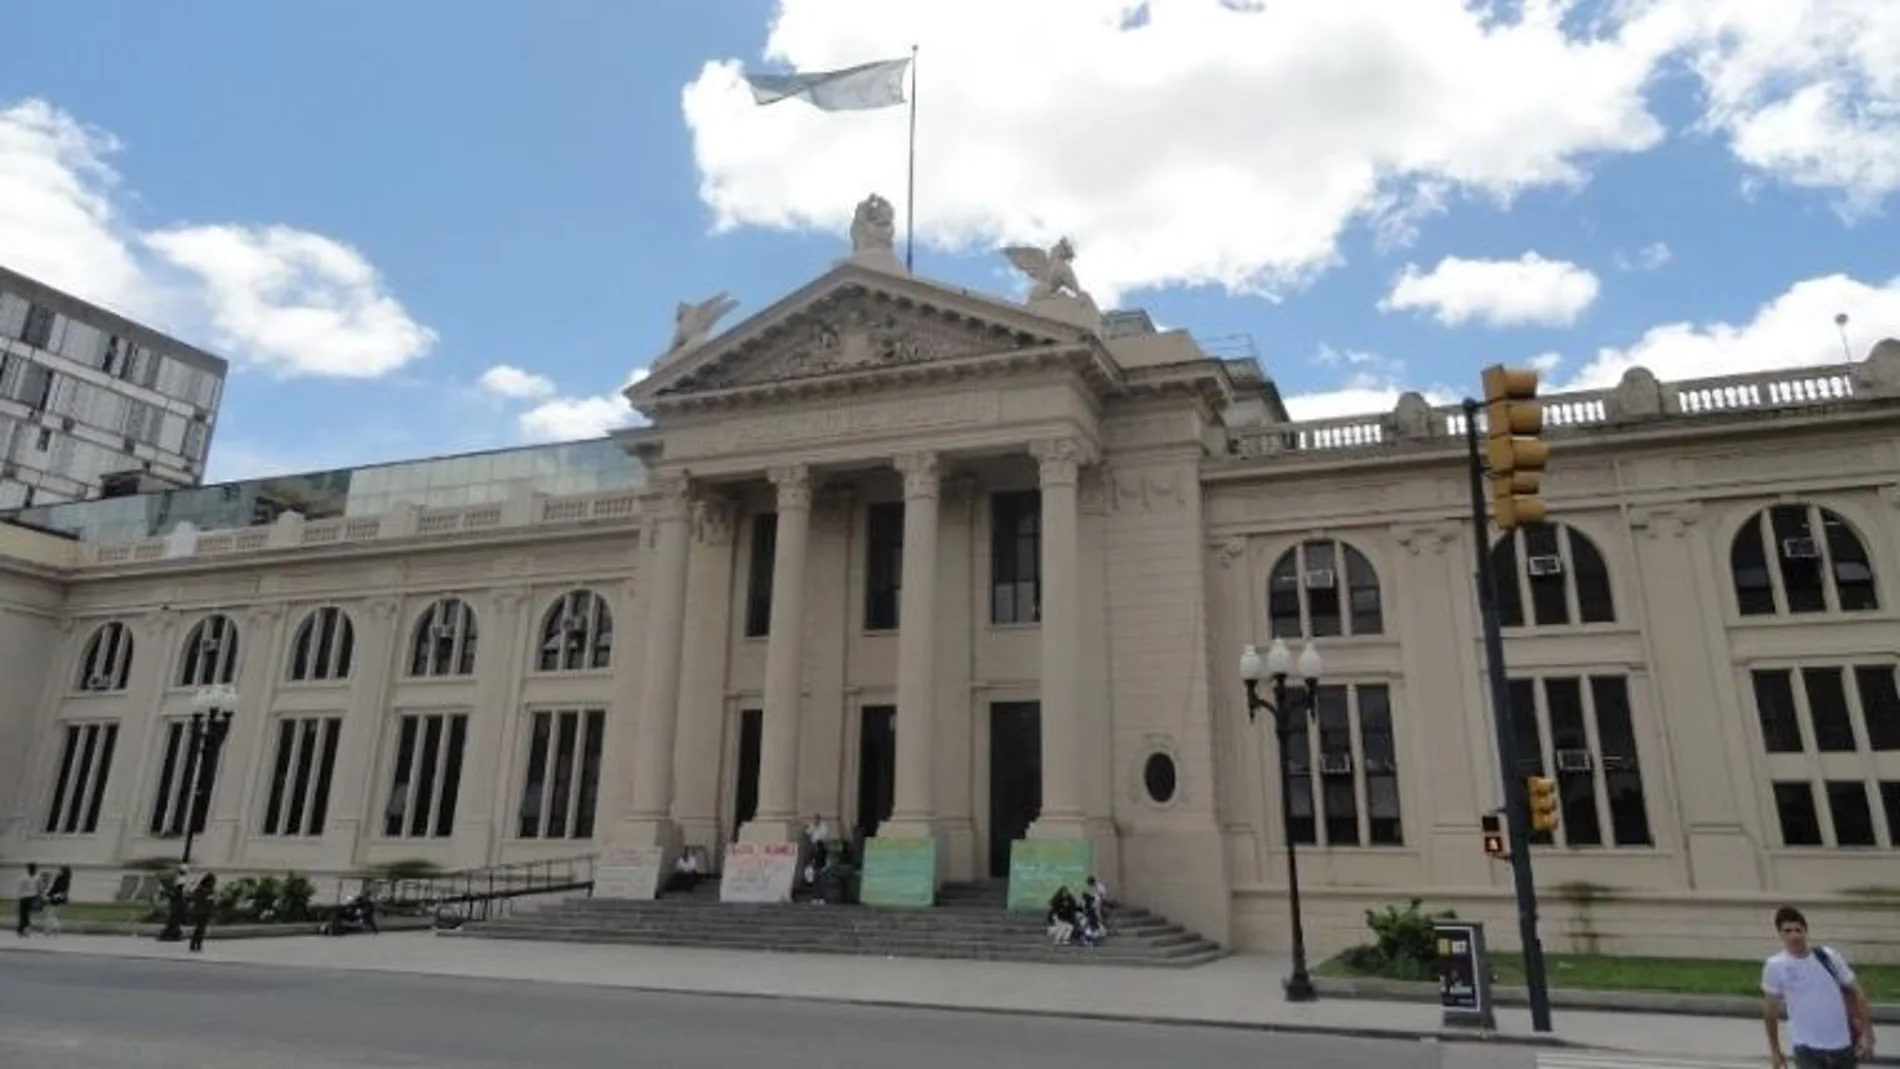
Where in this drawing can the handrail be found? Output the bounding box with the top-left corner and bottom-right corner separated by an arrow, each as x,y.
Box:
345,855 -> 596,924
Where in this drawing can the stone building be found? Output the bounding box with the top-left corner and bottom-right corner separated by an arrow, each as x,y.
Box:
2,213 -> 1898,961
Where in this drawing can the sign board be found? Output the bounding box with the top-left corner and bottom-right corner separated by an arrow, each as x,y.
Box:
719,841 -> 800,903
1436,920 -> 1496,1031
593,847 -> 665,900
1006,839 -> 1093,913
860,837 -> 937,908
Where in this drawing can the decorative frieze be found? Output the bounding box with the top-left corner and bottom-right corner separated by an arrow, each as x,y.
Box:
1395,523 -> 1460,557
1107,466 -> 1189,512
1629,503 -> 1704,540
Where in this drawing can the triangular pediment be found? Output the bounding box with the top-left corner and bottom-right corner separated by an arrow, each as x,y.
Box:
629,262 -> 1090,407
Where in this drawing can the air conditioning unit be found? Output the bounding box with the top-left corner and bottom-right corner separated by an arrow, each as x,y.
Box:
198,640 -> 221,656
86,673 -> 111,691
1781,537 -> 1820,560
1527,554 -> 1564,577
1554,749 -> 1594,773
1318,753 -> 1354,776
561,614 -> 588,634
430,624 -> 456,641
1302,568 -> 1337,590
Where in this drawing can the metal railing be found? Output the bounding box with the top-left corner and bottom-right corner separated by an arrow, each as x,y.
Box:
345,855 -> 596,926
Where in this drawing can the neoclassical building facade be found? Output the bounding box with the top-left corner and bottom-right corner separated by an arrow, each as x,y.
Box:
3,223 -> 1899,960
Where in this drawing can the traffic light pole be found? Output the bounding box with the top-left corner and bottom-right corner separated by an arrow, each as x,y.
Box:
1461,398 -> 1555,1035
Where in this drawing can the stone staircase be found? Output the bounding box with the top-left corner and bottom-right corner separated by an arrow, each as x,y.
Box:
456,881 -> 1226,967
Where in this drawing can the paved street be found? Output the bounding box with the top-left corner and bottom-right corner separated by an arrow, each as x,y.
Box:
0,951 -> 1530,1069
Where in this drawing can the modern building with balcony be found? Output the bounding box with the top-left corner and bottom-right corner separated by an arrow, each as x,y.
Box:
0,264 -> 228,510
1,213 -> 1897,962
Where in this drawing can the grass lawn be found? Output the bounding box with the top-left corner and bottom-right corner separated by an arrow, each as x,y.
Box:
2,899 -> 150,923
1319,951 -> 1900,1001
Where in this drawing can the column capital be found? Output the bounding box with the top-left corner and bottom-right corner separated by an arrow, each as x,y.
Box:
767,464 -> 812,511
1030,438 -> 1097,489
692,496 -> 737,546
642,472 -> 693,522
894,452 -> 941,501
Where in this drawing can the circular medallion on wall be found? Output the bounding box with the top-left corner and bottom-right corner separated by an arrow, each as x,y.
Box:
1142,750 -> 1178,807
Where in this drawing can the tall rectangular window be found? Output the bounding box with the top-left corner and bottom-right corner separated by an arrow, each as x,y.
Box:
1281,683 -> 1405,847
42,722 -> 118,835
516,708 -> 607,839
1751,661 -> 1900,846
744,513 -> 778,638
260,717 -> 343,837
989,490 -> 1041,625
864,501 -> 904,631
149,719 -> 221,838
1509,675 -> 1653,849
383,712 -> 469,839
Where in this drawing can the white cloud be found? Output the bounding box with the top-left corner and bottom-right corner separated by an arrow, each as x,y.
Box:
0,98 -> 432,378
477,364 -> 557,400
1566,273 -> 1900,388
1649,0 -> 1900,215
146,225 -> 436,378
512,368 -> 650,443
1381,253 -> 1601,328
1284,347 -> 1457,420
1614,241 -> 1672,271
684,0 -> 1668,304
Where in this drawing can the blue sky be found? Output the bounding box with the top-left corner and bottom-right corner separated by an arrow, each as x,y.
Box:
1,0 -> 1897,483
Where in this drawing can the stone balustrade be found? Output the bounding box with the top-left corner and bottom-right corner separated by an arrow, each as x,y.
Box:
83,487 -> 645,567
1229,353 -> 1900,460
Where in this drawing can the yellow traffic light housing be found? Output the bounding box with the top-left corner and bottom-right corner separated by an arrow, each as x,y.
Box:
1480,813 -> 1507,858
1527,775 -> 1560,833
1481,365 -> 1548,532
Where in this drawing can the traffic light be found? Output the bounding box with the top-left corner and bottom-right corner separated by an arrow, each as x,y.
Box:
1526,776 -> 1560,832
1481,364 -> 1548,532
1481,813 -> 1506,858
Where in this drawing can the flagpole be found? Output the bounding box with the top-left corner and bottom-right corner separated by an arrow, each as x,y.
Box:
905,43 -> 919,273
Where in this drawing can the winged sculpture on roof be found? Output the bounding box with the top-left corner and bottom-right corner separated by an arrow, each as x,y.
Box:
1001,237 -> 1090,304
661,293 -> 740,362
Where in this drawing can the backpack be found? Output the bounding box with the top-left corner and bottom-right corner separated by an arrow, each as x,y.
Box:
1813,946 -> 1868,1050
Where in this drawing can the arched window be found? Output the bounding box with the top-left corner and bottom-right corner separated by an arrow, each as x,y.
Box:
1491,523 -> 1615,628
1267,539 -> 1383,639
409,598 -> 479,678
287,607 -> 356,682
75,621 -> 135,692
537,589 -> 614,672
1731,504 -> 1879,617
176,614 -> 241,687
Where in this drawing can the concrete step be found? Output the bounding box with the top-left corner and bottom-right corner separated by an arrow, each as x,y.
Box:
452,926 -> 1227,967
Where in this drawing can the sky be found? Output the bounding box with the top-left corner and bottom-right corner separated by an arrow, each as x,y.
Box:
2,0 -> 1898,484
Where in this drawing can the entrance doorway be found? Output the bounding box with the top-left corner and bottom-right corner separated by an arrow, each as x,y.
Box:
730,708 -> 762,838
855,705 -> 896,841
987,701 -> 1042,878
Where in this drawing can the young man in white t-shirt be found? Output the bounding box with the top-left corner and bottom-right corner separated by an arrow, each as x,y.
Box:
1763,906 -> 1874,1069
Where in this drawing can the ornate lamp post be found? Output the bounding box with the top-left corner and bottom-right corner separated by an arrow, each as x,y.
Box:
158,684 -> 239,942
1240,638 -> 1323,1003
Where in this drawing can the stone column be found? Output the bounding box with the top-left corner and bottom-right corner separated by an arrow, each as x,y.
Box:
882,452 -> 941,837
626,473 -> 693,845
741,464 -> 813,841
1029,438 -> 1092,837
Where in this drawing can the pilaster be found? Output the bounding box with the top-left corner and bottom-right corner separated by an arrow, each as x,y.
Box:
334,596 -> 401,865
205,601 -> 290,865
623,472 -> 694,848
883,452 -> 941,839
1028,437 -> 1096,838
460,586 -> 527,866
670,496 -> 737,853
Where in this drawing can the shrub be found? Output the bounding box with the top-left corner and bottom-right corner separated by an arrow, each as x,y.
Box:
279,873 -> 316,921
1337,898 -> 1456,981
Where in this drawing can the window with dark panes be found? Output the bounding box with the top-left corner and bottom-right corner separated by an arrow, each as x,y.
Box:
989,491 -> 1041,625
1771,505 -> 1827,612
745,513 -> 778,638
1265,539 -> 1383,639
1855,666 -> 1900,751
1731,519 -> 1776,615
1358,685 -> 1403,845
1282,709 -> 1316,846
1728,504 -> 1883,617
383,712 -> 468,839
1590,676 -> 1653,847
1772,781 -> 1824,846
1304,541 -> 1342,637
1524,524 -> 1569,626
1313,685 -> 1357,845
864,502 -> 904,632
1493,523 -> 1615,630
42,722 -> 118,835
1802,667 -> 1858,752
1881,783 -> 1900,848
1751,670 -> 1804,753
1825,780 -> 1878,847
1544,678 -> 1602,846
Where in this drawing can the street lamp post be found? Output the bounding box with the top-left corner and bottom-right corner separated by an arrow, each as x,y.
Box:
1240,638 -> 1323,1003
157,684 -> 238,942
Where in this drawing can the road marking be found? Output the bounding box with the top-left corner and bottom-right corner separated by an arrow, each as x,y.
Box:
1537,1054 -> 1764,1069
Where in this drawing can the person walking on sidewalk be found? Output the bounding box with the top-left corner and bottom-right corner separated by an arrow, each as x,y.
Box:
34,866 -> 70,936
186,873 -> 218,953
1764,905 -> 1874,1068
14,863 -> 42,937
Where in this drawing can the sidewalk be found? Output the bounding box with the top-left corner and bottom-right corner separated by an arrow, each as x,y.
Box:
0,932 -> 1841,1062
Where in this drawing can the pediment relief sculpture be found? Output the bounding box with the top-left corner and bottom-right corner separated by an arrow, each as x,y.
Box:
663,288 -> 1062,393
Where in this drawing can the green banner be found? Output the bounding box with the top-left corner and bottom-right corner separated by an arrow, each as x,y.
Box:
860,837 -> 937,908
1006,839 -> 1093,912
